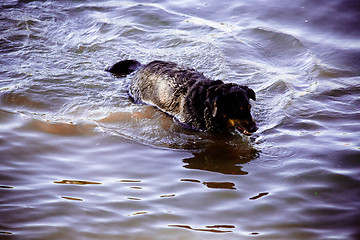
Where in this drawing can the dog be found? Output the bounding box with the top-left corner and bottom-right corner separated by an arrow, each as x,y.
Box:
107,60 -> 257,135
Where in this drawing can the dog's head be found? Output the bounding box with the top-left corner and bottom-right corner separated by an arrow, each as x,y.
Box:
205,83 -> 258,135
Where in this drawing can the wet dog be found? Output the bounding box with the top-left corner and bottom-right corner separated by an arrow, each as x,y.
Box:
107,60 -> 257,135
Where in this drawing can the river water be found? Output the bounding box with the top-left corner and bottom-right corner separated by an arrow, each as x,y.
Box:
1,0 -> 360,239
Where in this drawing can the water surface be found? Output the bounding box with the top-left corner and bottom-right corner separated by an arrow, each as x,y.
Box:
1,0 -> 360,239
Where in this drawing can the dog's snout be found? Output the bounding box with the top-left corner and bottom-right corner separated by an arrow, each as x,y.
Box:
249,119 -> 258,133
250,125 -> 258,133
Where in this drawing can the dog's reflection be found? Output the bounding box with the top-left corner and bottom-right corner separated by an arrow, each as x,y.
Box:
183,137 -> 259,175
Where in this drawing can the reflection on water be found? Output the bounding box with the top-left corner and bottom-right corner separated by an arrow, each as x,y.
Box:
1,0 -> 360,239
183,138 -> 258,175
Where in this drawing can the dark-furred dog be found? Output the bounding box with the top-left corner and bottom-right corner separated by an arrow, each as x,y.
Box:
107,60 -> 257,135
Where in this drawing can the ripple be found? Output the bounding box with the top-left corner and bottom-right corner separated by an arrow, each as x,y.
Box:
241,27 -> 314,72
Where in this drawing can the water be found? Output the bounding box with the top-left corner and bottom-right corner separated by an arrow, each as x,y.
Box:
1,0 -> 360,239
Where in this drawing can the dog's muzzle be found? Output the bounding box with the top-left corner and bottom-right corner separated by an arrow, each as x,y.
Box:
228,118 -> 258,136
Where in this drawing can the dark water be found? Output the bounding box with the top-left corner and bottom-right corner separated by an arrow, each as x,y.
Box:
1,0 -> 360,239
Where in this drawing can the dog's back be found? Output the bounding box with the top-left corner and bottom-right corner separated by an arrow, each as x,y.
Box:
129,61 -> 208,123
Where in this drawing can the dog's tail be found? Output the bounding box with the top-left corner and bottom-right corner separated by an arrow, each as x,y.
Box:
106,60 -> 142,76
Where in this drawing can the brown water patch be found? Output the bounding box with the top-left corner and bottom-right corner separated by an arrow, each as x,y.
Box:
180,178 -> 201,183
99,106 -> 177,131
250,232 -> 260,235
160,194 -> 176,198
168,224 -> 234,233
203,182 -> 236,190
28,119 -> 95,136
62,196 -> 83,201
98,106 -> 157,124
99,111 -> 149,123
130,211 -> 149,216
53,180 -> 102,185
118,179 -> 142,183
127,197 -> 142,201
206,225 -> 236,229
1,92 -> 48,110
249,192 -> 269,200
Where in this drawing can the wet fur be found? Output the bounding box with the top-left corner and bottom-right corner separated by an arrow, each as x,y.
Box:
107,60 -> 257,134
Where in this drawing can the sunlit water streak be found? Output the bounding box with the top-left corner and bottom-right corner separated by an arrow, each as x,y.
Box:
1,0 -> 360,239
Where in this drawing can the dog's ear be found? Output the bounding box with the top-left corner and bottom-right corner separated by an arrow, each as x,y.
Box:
247,88 -> 256,101
211,96 -> 218,117
241,86 -> 256,101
